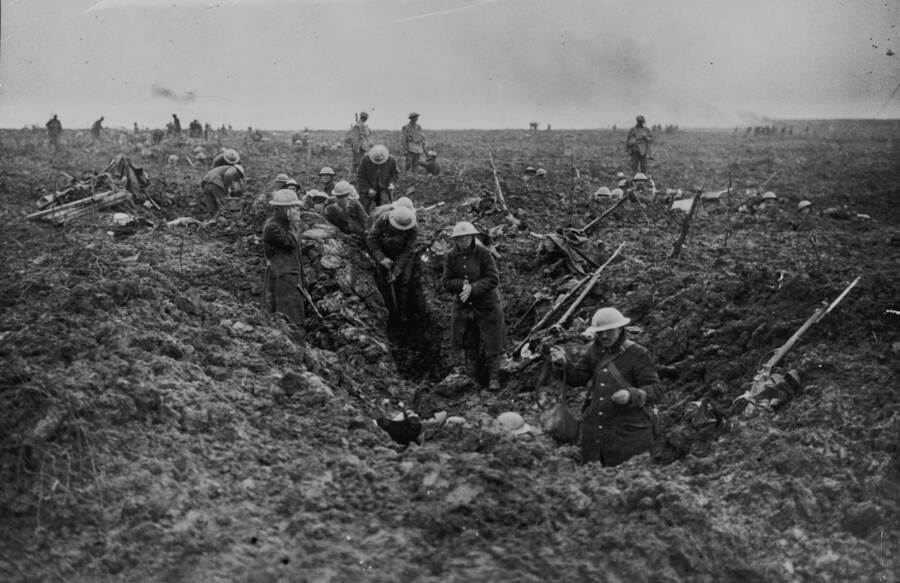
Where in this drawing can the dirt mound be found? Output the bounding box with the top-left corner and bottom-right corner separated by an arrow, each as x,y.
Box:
1,126 -> 898,582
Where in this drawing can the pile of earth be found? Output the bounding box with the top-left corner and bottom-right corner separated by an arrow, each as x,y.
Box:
1,124 -> 898,582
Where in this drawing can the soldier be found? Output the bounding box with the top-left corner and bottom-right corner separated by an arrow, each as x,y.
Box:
262,189 -> 306,326
442,221 -> 506,391
551,307 -> 661,466
45,114 -> 63,151
199,163 -> 244,217
90,117 -> 104,141
171,114 -> 182,135
324,180 -> 368,237
367,205 -> 418,322
318,166 -> 336,195
347,111 -> 371,172
400,112 -> 428,173
625,115 -> 652,173
357,144 -> 399,211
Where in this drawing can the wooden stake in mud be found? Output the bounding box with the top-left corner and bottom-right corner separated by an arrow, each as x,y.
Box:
670,188 -> 703,259
579,196 -> 629,236
513,242 -> 625,357
488,152 -> 509,212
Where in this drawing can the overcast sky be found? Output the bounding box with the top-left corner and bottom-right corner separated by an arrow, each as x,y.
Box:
1,0 -> 898,130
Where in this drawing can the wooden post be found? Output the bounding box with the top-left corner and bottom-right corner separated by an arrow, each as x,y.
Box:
554,242 -> 625,328
670,188 -> 703,259
488,152 -> 508,212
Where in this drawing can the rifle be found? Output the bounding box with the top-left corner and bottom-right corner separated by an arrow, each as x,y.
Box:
737,276 -> 860,402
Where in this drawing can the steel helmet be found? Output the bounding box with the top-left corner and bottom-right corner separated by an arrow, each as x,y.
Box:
584,307 -> 631,335
610,188 -> 624,198
797,200 -> 812,210
232,164 -> 245,177
369,144 -> 389,164
269,189 -> 301,206
636,115 -> 645,123
496,411 -> 532,435
332,180 -> 356,197
394,196 -> 414,209
388,206 -> 417,231
595,186 -> 611,197
524,166 -> 537,174
426,149 -> 437,157
408,112 -> 420,119
616,172 -> 626,179
536,168 -> 547,177
285,178 -> 299,189
633,172 -> 648,181
762,191 -> 777,200
223,149 -> 240,165
274,173 -> 290,183
319,166 -> 335,176
359,111 -> 369,119
450,221 -> 480,238
617,179 -> 627,187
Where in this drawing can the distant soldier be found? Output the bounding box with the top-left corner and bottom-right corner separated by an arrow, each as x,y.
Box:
133,122 -> 140,134
625,115 -> 652,173
347,112 -> 371,172
91,117 -> 104,141
45,114 -> 63,150
212,148 -> 240,168
324,180 -> 369,237
262,189 -> 307,327
199,163 -> 245,217
400,112 -> 427,173
171,114 -> 182,134
357,144 -> 399,211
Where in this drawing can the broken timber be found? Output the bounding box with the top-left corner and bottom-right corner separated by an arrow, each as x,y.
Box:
488,152 -> 509,212
513,242 -> 625,357
670,188 -> 703,259
26,190 -> 133,224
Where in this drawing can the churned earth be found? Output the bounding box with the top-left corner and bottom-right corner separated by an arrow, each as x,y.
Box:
1,123 -> 898,582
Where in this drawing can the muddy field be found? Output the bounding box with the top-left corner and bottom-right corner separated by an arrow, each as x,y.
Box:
1,123 -> 898,582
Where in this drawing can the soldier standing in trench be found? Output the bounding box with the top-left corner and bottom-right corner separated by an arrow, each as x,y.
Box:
347,111 -> 371,172
262,189 -> 307,326
442,221 -> 506,392
199,163 -> 245,217
366,206 -> 418,323
357,144 -> 399,212
550,307 -> 661,466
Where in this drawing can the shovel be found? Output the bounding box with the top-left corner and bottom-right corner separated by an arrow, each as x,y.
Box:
540,356 -> 578,444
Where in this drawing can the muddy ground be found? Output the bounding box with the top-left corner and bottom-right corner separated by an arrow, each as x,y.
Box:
1,123 -> 898,582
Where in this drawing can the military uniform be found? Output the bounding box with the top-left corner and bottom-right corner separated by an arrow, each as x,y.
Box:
626,124 -> 652,173
401,120 -> 427,172
565,337 -> 660,466
348,120 -> 371,172
200,165 -> 243,216
357,154 -> 400,211
442,239 -> 506,386
366,213 -> 417,317
262,215 -> 305,326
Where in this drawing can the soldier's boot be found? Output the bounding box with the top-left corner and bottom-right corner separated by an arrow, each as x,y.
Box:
487,355 -> 501,392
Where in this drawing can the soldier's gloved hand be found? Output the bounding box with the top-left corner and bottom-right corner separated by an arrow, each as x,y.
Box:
459,279 -> 472,302
379,258 -> 393,270
368,188 -> 377,196
611,389 -> 630,405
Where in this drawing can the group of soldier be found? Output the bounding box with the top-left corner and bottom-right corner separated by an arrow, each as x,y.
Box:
42,108 -> 661,467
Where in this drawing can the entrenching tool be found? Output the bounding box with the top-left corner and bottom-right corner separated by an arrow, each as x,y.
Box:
737,276 -> 861,403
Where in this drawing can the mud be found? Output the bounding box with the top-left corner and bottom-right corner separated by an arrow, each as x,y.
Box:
1,125 -> 898,582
